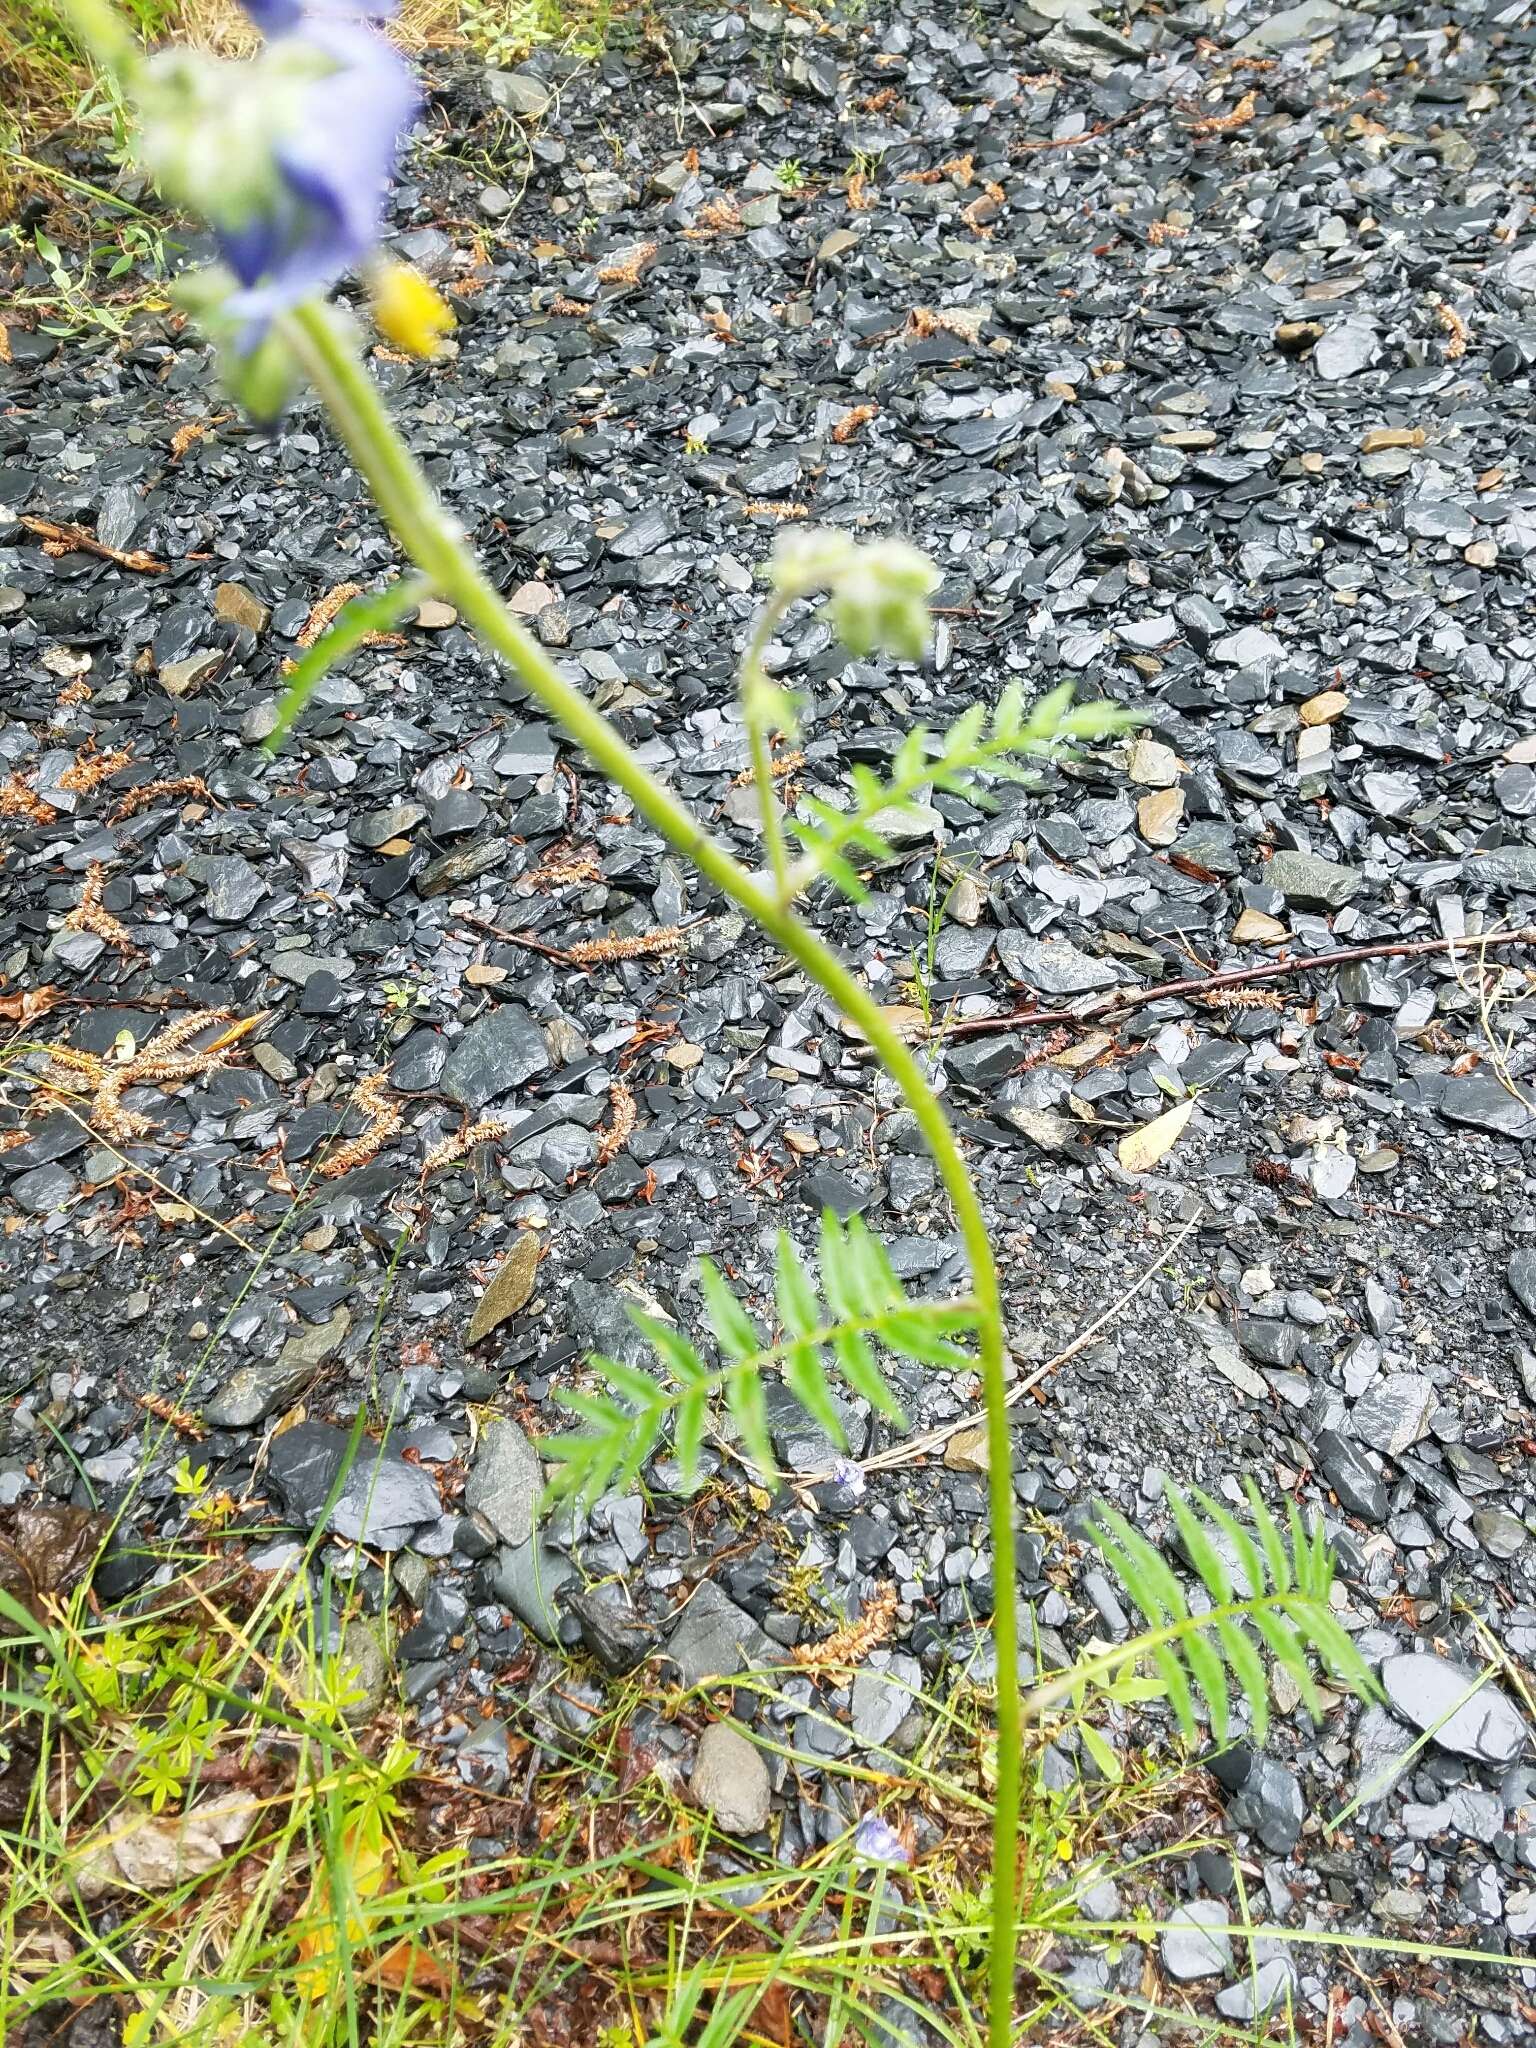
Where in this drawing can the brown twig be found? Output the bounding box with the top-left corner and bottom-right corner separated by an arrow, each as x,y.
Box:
1010,105 -> 1149,157
19,515 -> 167,574
934,926 -> 1536,1046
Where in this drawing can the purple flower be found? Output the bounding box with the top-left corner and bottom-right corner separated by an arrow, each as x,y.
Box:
853,1814 -> 910,1866
218,4 -> 418,344
831,1457 -> 866,1501
240,0 -> 396,32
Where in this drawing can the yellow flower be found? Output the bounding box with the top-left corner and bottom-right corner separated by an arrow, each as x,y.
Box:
369,259 -> 455,357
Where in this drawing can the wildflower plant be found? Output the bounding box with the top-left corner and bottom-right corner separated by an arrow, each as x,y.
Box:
57,3 -> 1378,2041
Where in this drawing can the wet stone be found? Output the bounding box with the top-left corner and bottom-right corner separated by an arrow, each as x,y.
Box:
1439,1071 -> 1536,1140
1509,1251 -> 1536,1322
1161,1900 -> 1233,1982
994,934 -> 1117,994
1381,1654 -> 1528,1766
490,1538 -> 577,1641
1314,1430 -> 1389,1524
267,1422 -> 441,1550
1227,1754 -> 1304,1853
689,1723 -> 770,1835
1264,851 -> 1361,911
663,1582 -> 774,1687
464,1416 -> 542,1549
442,1007 -> 551,1109
1351,1374 -> 1436,1458
187,855 -> 266,923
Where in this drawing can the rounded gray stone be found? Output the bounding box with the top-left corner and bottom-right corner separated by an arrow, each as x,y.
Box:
689,1723 -> 771,1835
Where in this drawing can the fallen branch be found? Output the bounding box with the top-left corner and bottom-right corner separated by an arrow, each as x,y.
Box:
935,925 -> 1536,1047
20,515 -> 168,574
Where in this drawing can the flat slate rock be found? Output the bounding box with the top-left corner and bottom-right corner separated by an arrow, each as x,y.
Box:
267,1421 -> 442,1550
441,1007 -> 552,1109
1381,1654 -> 1529,1766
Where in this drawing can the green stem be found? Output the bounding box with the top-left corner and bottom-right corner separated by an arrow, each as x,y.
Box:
284,301 -> 1025,2047
738,595 -> 793,902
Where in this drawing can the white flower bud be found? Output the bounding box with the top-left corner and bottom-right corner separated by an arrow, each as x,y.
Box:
767,529 -> 939,663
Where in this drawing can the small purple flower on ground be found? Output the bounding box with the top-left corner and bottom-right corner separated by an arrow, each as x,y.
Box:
831,1456 -> 866,1501
853,1814 -> 910,1865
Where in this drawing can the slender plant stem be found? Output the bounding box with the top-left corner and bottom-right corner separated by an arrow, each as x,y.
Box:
739,595 -> 793,902
284,300 -> 1025,2046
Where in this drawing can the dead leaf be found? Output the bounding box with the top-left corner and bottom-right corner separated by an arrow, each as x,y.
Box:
838,1004 -> 930,1044
465,1232 -> 541,1346
1117,1098 -> 1194,1174
368,1939 -> 463,1997
294,1808 -> 390,1993
0,986 -> 62,1026
72,1794 -> 261,1899
0,1505 -> 110,1623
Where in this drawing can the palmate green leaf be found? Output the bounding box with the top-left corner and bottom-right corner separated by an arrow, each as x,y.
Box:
540,1210 -> 977,1505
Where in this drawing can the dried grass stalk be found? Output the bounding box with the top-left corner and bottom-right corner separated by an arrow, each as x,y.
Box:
63,863 -> 137,956
695,200 -> 741,232
904,305 -> 985,342
521,844 -> 604,891
595,1081 -> 637,1166
1436,301 -> 1470,358
40,1009 -> 246,1144
597,241 -> 657,284
296,582 -> 406,651
106,776 -> 212,824
0,775 -> 58,825
319,1072 -> 403,1179
138,1392 -> 207,1440
832,404 -> 876,444
562,925 -> 689,967
59,742 -> 135,795
792,1584 -> 899,1670
1189,90 -> 1256,139
421,1114 -> 519,1180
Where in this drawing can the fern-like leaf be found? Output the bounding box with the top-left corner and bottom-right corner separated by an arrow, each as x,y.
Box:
1076,1486 -> 1378,1741
541,1212 -> 981,1507
786,681 -> 1141,901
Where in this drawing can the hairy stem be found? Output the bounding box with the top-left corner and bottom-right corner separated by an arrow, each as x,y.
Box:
739,594 -> 793,902
285,300 -> 1025,2046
